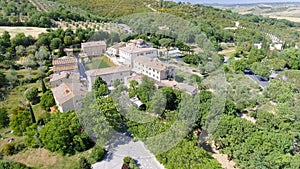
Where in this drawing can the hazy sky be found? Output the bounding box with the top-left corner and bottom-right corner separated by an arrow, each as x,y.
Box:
174,0 -> 300,4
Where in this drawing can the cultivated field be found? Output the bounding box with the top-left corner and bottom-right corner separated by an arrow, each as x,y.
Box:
0,26 -> 48,38
218,4 -> 300,23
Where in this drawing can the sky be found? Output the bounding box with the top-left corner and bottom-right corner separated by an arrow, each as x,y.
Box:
174,0 -> 300,5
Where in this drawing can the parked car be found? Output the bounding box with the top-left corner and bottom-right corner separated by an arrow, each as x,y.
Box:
7,138 -> 14,143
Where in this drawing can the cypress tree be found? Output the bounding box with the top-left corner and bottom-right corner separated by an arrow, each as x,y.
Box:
28,104 -> 36,123
41,79 -> 47,93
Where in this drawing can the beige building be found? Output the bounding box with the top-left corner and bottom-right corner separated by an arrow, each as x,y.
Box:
107,42 -> 126,56
86,66 -> 132,91
119,45 -> 158,67
52,56 -> 78,73
81,41 -> 107,57
49,72 -> 80,88
51,82 -> 87,112
133,56 -> 174,81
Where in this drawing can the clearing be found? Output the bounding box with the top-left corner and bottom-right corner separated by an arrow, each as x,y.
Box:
84,56 -> 115,70
0,26 -> 48,38
6,148 -> 84,169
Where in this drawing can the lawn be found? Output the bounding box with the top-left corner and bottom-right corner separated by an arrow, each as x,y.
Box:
84,56 -> 115,70
6,148 -> 87,169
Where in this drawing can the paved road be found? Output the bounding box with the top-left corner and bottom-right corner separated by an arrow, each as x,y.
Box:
92,133 -> 164,169
118,24 -> 133,34
76,54 -> 87,78
245,74 -> 269,89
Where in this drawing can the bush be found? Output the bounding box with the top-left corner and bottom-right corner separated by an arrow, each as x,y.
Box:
89,146 -> 105,163
3,142 -> 26,156
3,143 -> 16,156
0,160 -> 31,169
79,157 -> 91,169
0,108 -> 9,128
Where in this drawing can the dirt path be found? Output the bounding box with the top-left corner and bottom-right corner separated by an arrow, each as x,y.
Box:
240,113 -> 256,124
210,142 -> 239,169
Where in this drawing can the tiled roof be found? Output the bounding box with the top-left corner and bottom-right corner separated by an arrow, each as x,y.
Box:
51,82 -> 87,104
119,45 -> 157,54
53,65 -> 78,72
86,66 -> 131,77
81,41 -> 106,48
50,72 -> 80,82
134,56 -> 170,71
52,56 -> 77,65
110,42 -> 126,49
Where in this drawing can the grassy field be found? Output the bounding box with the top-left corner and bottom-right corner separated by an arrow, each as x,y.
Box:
6,148 -> 88,169
84,56 -> 115,70
0,26 -> 48,38
269,16 -> 300,23
218,47 -> 236,56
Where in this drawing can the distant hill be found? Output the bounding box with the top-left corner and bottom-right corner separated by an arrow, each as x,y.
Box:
52,0 -> 153,18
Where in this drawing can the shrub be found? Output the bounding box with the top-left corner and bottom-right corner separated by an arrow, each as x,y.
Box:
89,146 -> 105,163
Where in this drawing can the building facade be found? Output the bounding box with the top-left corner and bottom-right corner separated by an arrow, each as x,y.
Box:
133,56 -> 175,81
81,41 -> 107,57
107,42 -> 126,56
86,66 -> 132,91
119,45 -> 158,67
52,56 -> 78,73
51,82 -> 87,112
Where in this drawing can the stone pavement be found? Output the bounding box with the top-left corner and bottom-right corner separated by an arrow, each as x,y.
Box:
92,133 -> 165,169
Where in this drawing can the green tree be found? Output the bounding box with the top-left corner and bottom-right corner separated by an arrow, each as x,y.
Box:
40,112 -> 93,154
137,76 -> 155,103
89,146 -> 105,163
232,58 -> 247,72
24,87 -> 39,104
0,108 -> 9,128
9,110 -> 33,136
148,89 -> 167,116
40,91 -> 55,111
79,157 -> 91,169
41,79 -> 47,93
50,38 -> 62,50
250,62 -> 271,78
93,77 -> 109,97
24,123 -> 41,148
0,71 -> 7,88
64,36 -> 73,46
128,80 -> 138,98
28,104 -> 36,124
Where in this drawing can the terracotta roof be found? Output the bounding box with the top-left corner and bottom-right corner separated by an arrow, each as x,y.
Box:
51,82 -> 87,104
81,41 -> 106,48
53,65 -> 78,72
52,56 -> 77,65
134,56 -> 171,71
50,72 -> 80,82
86,66 -> 131,77
119,45 -> 157,54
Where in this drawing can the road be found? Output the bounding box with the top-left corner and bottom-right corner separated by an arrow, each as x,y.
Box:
146,4 -> 157,12
245,74 -> 269,89
92,133 -> 164,169
76,54 -> 87,78
118,24 -> 133,34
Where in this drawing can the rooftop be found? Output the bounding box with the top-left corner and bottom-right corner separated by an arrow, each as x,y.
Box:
50,72 -> 80,82
119,45 -> 157,54
52,56 -> 77,65
134,56 -> 171,71
51,82 -> 87,104
53,64 -> 78,72
86,65 -> 132,77
81,41 -> 106,48
109,42 -> 126,49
